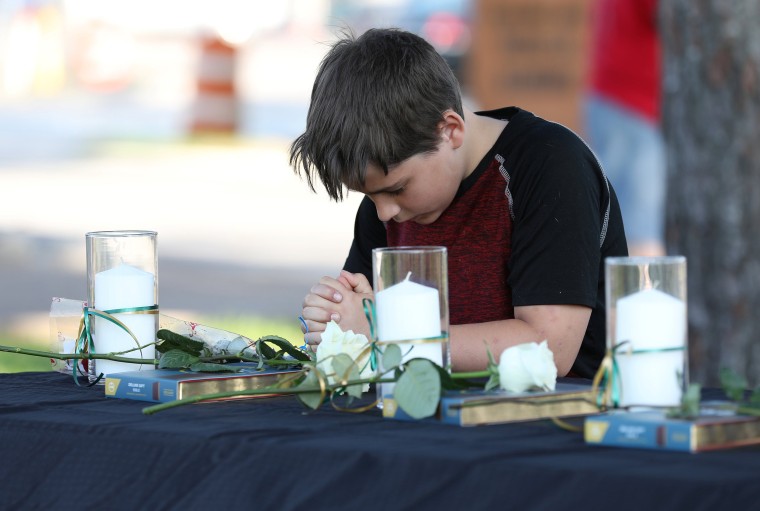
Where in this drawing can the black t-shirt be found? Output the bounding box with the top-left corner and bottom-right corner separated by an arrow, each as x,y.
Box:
344,107 -> 628,377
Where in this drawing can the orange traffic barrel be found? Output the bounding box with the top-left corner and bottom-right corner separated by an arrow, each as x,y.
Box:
189,34 -> 238,134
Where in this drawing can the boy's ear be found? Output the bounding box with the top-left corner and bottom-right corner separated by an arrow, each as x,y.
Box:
439,110 -> 465,149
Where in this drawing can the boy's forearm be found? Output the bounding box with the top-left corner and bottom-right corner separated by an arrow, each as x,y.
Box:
449,320 -> 542,373
449,305 -> 590,376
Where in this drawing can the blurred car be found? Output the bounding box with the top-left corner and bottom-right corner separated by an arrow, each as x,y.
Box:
329,0 -> 471,84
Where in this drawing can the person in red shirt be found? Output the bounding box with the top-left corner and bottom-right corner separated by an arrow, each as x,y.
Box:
584,0 -> 666,256
290,29 -> 627,378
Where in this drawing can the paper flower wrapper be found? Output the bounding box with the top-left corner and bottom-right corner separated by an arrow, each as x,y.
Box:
49,297 -> 257,375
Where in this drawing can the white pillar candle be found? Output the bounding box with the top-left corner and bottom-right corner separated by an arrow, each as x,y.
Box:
615,288 -> 687,407
376,272 -> 443,367
93,263 -> 156,375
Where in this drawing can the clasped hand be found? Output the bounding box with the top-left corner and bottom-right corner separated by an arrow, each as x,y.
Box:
300,270 -> 373,349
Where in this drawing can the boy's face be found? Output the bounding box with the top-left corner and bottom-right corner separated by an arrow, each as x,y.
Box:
357,140 -> 464,225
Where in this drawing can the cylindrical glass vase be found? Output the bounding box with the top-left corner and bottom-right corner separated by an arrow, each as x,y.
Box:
86,230 -> 158,378
372,246 -> 450,408
605,256 -> 688,408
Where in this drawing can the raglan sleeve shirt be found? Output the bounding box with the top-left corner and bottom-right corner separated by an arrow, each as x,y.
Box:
506,122 -> 604,310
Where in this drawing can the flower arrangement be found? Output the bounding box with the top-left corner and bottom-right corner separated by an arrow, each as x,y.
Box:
7,316 -> 756,420
153,323 -> 760,421
0,319 -> 568,418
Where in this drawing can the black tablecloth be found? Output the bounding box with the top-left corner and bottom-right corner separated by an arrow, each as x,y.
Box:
0,372 -> 758,510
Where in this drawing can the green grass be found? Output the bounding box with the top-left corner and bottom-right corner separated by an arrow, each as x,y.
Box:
0,332 -> 54,373
195,314 -> 305,347
0,315 -> 305,373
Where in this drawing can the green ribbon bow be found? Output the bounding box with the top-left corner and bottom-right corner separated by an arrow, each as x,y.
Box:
593,340 -> 685,408
74,305 -> 159,386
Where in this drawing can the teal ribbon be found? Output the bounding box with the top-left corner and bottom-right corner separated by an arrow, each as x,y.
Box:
593,340 -> 686,408
74,305 -> 159,386
362,298 -> 382,371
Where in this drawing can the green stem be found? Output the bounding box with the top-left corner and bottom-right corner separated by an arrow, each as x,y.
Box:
451,370 -> 490,379
0,344 -> 156,364
0,343 -> 304,368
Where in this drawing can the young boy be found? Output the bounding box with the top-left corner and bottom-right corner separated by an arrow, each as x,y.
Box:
290,28 -> 628,379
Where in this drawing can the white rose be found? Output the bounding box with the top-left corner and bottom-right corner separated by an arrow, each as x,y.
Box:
316,321 -> 376,392
498,340 -> 558,393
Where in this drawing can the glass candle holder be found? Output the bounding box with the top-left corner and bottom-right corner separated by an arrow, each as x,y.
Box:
605,256 -> 688,408
372,246 -> 450,408
86,230 -> 158,377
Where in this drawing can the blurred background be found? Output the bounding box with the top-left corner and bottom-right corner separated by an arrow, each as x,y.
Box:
1,0 -> 758,386
0,0 -> 588,364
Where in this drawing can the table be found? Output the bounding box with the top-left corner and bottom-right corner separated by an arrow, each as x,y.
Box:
1,372 -> 758,510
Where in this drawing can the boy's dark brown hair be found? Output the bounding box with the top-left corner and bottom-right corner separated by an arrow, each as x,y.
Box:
289,28 -> 463,201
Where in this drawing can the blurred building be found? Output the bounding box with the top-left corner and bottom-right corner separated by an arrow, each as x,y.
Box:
0,0 -> 330,144
0,0 -> 597,143
466,0 -> 593,133
327,0 -> 594,132
329,0 -> 471,84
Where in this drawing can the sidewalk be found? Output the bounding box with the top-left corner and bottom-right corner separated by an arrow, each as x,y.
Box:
0,21 -> 360,339
0,138 -> 364,337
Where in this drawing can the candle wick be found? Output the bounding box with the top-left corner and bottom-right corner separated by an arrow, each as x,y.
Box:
641,264 -> 653,290
404,271 -> 412,282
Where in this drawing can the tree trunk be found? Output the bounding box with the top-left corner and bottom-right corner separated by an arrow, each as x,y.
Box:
660,0 -> 760,387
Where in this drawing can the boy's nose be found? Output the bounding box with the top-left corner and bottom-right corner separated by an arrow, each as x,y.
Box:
374,198 -> 400,222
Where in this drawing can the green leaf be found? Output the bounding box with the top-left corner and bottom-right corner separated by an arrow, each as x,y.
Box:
719,367 -> 747,402
381,344 -> 402,371
682,382 -> 702,417
256,339 -> 277,360
482,342 -> 500,391
667,382 -> 702,419
189,362 -> 239,373
259,335 -> 312,362
485,344 -> 498,368
331,353 -> 363,399
394,359 -> 441,419
429,363 -> 470,391
484,372 -> 500,392
330,353 -> 355,378
296,368 -> 325,410
156,329 -> 205,355
158,349 -> 200,369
